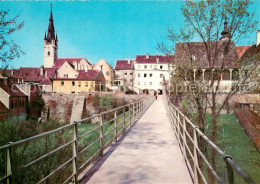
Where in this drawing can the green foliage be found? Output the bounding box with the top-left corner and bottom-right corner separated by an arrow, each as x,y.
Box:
205,114 -> 260,183
100,95 -> 113,111
0,10 -> 25,68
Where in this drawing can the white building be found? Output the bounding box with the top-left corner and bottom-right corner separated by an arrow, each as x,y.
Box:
134,55 -> 174,94
114,59 -> 134,88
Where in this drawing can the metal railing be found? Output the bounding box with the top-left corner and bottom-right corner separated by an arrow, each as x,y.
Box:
0,97 -> 155,184
166,97 -> 255,184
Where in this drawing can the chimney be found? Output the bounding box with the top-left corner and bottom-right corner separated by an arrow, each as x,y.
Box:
45,71 -> 48,79
156,57 -> 159,63
257,30 -> 260,46
146,54 -> 149,59
11,71 -> 14,76
85,66 -> 88,72
127,59 -> 130,65
40,67 -> 43,75
4,78 -> 7,85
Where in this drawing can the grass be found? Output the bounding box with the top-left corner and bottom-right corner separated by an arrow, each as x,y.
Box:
0,110 -> 134,183
205,114 -> 260,183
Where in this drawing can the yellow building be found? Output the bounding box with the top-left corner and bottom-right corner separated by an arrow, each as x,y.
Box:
53,70 -> 105,94
94,59 -> 114,89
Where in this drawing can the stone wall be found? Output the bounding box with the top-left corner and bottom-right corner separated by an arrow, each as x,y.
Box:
41,92 -> 150,123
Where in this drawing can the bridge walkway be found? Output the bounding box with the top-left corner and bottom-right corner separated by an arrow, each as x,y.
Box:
81,95 -> 192,184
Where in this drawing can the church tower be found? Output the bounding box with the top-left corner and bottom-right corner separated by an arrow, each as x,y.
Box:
44,5 -> 58,68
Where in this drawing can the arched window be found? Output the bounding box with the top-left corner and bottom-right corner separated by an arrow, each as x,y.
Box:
72,81 -> 75,86
48,51 -> 50,56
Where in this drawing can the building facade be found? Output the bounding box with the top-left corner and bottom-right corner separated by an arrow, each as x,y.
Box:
134,55 -> 173,94
114,59 -> 134,88
0,77 -> 28,122
93,59 -> 114,89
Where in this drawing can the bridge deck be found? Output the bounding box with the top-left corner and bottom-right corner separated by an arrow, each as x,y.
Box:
82,96 -> 192,184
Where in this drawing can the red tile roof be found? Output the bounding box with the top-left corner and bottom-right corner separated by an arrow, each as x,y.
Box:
236,46 -> 250,58
53,70 -> 101,81
11,67 -> 56,83
40,78 -> 52,85
54,58 -> 89,68
175,41 -> 239,68
115,60 -> 134,70
136,55 -> 174,64
0,81 -> 27,97
12,68 -> 44,82
240,44 -> 260,59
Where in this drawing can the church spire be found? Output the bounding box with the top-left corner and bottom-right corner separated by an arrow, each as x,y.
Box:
220,16 -> 231,40
46,4 -> 55,43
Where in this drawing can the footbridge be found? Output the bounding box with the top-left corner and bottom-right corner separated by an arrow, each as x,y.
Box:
0,96 -> 255,184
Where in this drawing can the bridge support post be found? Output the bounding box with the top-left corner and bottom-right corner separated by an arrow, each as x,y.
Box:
129,104 -> 132,127
183,118 -> 187,159
123,106 -> 126,133
6,142 -> 14,184
133,103 -> 135,122
177,112 -> 180,142
193,128 -> 199,184
72,122 -> 79,184
222,156 -> 234,184
99,114 -> 104,156
114,110 -> 118,142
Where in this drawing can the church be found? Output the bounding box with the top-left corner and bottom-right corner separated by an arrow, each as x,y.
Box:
9,5 -> 106,94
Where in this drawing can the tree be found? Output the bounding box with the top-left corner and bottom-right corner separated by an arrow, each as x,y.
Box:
160,0 -> 259,182
0,10 -> 24,68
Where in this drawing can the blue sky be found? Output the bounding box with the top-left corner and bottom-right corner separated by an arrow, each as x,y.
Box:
1,1 -> 260,69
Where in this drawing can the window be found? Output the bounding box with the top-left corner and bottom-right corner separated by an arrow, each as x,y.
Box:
106,71 -> 110,76
11,100 -> 14,108
150,82 -> 152,85
138,65 -> 141,69
64,74 -> 68,78
61,81 -> 64,86
78,82 -> 81,87
85,82 -> 88,87
160,65 -> 163,69
144,65 -> 147,69
125,73 -> 127,76
150,65 -> 153,69
48,51 -> 50,56
150,74 -> 152,77
138,73 -> 141,77
72,81 -> 75,86
144,74 -> 147,78
160,74 -> 163,78
154,65 -> 157,69
130,73 -> 133,75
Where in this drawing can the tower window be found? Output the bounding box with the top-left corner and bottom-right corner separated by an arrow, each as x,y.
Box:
48,51 -> 50,56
